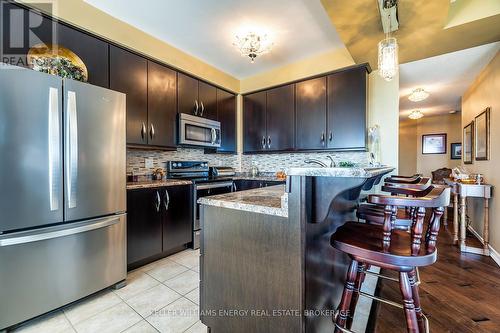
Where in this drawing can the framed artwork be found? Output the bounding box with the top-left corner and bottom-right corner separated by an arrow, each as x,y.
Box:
474,107 -> 490,161
463,121 -> 474,164
422,133 -> 447,154
450,143 -> 462,160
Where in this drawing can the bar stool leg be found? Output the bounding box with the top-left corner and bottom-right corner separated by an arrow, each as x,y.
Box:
399,271 -> 419,333
335,259 -> 359,333
347,263 -> 367,329
408,269 -> 425,332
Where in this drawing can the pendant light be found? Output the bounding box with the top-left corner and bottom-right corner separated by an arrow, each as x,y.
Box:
378,4 -> 399,82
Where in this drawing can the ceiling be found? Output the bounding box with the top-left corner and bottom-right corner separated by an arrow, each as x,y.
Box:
399,42 -> 499,118
84,0 -> 346,79
320,0 -> 500,69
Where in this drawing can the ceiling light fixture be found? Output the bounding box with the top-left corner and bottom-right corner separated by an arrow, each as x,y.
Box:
233,32 -> 273,63
408,88 -> 430,102
408,110 -> 424,120
377,1 -> 399,81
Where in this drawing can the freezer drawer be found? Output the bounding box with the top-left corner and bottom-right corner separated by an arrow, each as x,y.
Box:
0,214 -> 127,330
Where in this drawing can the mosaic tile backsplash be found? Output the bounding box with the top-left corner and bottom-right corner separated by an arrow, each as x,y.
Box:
127,148 -> 369,176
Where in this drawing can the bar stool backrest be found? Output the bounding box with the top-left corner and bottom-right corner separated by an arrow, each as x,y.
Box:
368,186 -> 451,255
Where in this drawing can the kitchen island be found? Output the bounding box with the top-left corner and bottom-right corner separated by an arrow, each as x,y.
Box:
198,167 -> 393,333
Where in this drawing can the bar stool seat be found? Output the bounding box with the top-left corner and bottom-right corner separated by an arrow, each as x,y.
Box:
332,222 -> 437,268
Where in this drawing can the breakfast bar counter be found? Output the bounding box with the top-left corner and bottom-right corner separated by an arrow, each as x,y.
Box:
199,167 -> 393,333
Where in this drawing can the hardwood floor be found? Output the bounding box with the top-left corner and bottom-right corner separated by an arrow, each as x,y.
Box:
369,212 -> 500,333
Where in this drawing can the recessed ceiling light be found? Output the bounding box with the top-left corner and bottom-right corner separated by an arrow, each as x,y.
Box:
449,110 -> 457,114
408,88 -> 430,102
408,110 -> 424,120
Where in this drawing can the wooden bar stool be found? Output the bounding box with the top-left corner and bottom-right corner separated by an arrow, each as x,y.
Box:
385,174 -> 424,184
357,179 -> 432,228
331,185 -> 450,333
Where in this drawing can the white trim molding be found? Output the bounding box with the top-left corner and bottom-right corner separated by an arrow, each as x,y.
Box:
489,245 -> 500,267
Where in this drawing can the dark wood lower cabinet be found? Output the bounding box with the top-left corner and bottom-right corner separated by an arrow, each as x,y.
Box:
234,180 -> 285,191
127,185 -> 192,269
162,185 -> 193,253
127,188 -> 163,267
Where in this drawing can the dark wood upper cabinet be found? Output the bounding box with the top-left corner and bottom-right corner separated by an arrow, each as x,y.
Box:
127,188 -> 163,268
1,3 -> 108,87
178,73 -> 218,120
217,89 -> 236,153
162,185 -> 192,253
147,61 -> 177,148
327,67 -> 367,150
57,23 -> 109,88
243,91 -> 267,153
295,77 -> 327,150
266,84 -> 295,151
178,72 -> 199,116
0,3 -> 52,65
199,81 -> 217,120
109,45 -> 148,145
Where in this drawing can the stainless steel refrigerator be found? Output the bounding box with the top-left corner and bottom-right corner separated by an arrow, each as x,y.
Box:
0,66 -> 127,330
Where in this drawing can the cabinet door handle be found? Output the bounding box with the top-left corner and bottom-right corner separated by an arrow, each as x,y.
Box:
155,191 -> 161,212
164,189 -> 170,210
150,123 -> 155,140
321,132 -> 326,146
141,122 -> 146,140
232,183 -> 237,192
261,136 -> 266,149
200,101 -> 204,116
194,100 -> 199,115
329,131 -> 333,141
267,136 -> 271,149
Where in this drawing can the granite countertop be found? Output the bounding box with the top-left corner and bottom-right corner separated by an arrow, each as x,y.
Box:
198,185 -> 288,217
287,166 -> 395,178
126,179 -> 193,190
233,174 -> 285,182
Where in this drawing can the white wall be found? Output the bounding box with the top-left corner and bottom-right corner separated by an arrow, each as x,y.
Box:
368,70 -> 400,171
461,51 -> 500,258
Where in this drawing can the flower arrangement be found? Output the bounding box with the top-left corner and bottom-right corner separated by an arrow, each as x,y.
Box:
31,56 -> 87,82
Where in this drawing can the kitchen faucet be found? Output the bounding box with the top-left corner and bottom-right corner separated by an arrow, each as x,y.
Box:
326,156 -> 336,167
304,159 -> 328,167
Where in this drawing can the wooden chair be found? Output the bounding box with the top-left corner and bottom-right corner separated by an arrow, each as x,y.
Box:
385,174 -> 423,184
331,185 -> 451,333
357,178 -> 432,228
431,168 -> 452,185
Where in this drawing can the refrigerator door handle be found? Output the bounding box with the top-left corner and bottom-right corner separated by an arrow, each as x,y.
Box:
66,90 -> 78,209
0,215 -> 121,247
48,87 -> 61,211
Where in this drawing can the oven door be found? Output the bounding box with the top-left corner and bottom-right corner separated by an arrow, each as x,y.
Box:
179,113 -> 221,148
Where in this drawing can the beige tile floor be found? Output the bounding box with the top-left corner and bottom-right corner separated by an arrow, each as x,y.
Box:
12,249 -> 206,333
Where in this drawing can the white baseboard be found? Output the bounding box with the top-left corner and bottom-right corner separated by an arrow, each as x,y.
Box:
467,225 -> 484,244
489,245 -> 500,267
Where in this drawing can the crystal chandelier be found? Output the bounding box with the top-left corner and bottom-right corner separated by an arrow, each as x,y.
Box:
408,110 -> 424,120
378,3 -> 399,81
408,88 -> 430,102
233,32 -> 272,63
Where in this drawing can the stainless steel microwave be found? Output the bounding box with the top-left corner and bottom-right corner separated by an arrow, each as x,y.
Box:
178,113 -> 221,148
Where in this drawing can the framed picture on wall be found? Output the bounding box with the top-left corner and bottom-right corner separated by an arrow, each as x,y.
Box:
450,143 -> 462,160
474,107 -> 490,161
463,121 -> 474,164
422,133 -> 447,154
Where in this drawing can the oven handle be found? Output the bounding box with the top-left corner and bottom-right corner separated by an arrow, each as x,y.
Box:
196,181 -> 234,190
